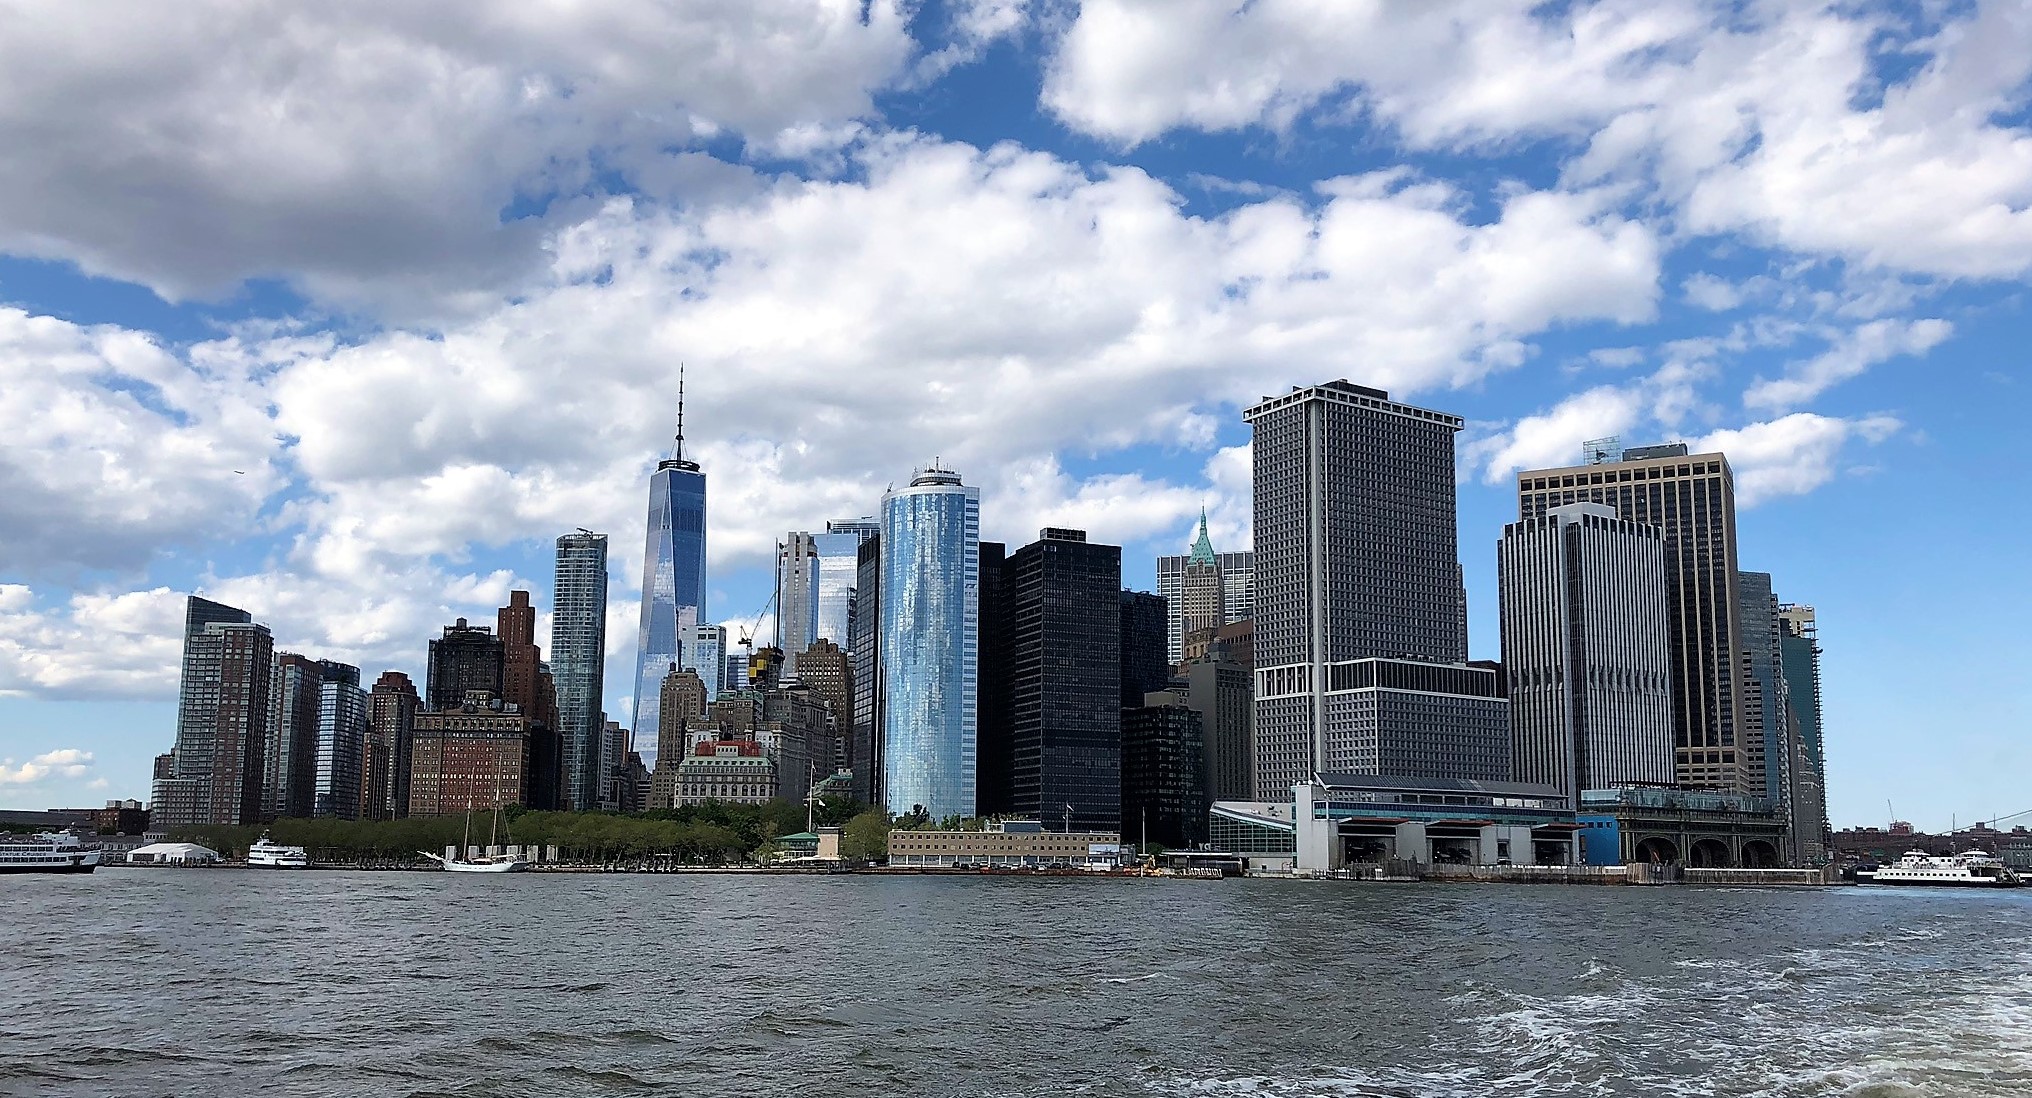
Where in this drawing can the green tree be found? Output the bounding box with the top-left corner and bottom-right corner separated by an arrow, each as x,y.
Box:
840,808 -> 893,863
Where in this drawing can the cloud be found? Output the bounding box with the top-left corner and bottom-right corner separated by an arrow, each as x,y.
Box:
1043,2 -> 2032,281
1697,412 -> 1902,506
0,310 -> 283,578
1744,318 -> 1953,411
0,2 -> 918,311
1683,273 -> 1743,312
0,748 -> 96,786
1468,385 -> 1648,483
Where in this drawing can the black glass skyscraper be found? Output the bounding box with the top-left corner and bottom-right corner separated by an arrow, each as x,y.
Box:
554,530 -> 610,811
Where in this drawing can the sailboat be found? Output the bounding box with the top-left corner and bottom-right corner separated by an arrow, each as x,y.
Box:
422,803 -> 530,873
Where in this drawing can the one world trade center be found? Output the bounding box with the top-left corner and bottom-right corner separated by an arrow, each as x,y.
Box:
633,371 -> 706,753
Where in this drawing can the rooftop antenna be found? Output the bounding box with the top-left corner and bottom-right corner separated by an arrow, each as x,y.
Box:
664,362 -> 700,472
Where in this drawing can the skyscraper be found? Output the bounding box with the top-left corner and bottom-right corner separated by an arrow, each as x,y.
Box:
878,464 -> 980,821
1498,503 -> 1675,802
364,671 -> 419,819
632,373 -> 707,757
1517,444 -> 1750,793
692,624 -> 726,702
1120,692 -> 1210,848
819,519 -> 878,648
1118,590 -> 1170,707
1157,517 -> 1253,664
1738,572 -> 1789,805
850,534 -> 881,804
775,532 -> 819,673
554,530 -> 610,811
797,639 -> 853,774
312,660 -> 366,819
499,589 -> 562,810
155,596 -> 275,829
988,529 -> 1123,831
1779,605 -> 1829,863
426,618 -> 504,711
265,652 -> 324,820
1178,656 -> 1254,802
1245,381 -> 1502,799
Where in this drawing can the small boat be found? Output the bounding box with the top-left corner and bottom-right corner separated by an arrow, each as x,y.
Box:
420,802 -> 528,873
247,833 -> 311,868
0,831 -> 101,874
1865,849 -> 2021,887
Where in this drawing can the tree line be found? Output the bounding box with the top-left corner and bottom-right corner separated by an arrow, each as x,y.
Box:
170,798 -> 897,865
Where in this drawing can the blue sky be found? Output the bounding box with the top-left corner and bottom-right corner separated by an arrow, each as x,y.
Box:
1,1 -> 2027,831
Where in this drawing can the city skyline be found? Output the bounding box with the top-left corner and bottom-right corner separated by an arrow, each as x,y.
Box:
2,4 -> 2028,832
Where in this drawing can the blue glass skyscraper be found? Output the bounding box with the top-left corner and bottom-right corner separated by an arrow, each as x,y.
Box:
878,465 -> 980,821
632,375 -> 707,752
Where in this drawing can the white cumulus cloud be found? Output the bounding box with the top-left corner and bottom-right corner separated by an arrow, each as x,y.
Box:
0,748 -> 96,786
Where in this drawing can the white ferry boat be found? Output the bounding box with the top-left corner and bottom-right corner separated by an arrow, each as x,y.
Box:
0,831 -> 102,874
246,834 -> 310,869
1867,849 -> 2022,887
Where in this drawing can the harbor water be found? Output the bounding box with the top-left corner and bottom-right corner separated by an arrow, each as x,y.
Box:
5,873 -> 2031,1097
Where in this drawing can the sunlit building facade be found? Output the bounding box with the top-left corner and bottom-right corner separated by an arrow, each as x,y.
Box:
878,465 -> 980,821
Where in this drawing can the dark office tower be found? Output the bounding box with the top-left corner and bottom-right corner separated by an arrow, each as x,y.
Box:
1517,443 -> 1750,793
1738,572 -> 1788,806
632,372 -> 707,754
850,533 -> 882,804
1245,382 -> 1502,800
975,541 -> 1010,814
1179,657 -> 1255,802
312,660 -> 366,819
1121,693 -> 1209,848
427,618 -> 504,711
554,531 -> 610,812
998,529 -> 1122,832
364,671 -> 420,819
155,596 -> 275,829
1498,504 -> 1675,803
1118,590 -> 1169,707
1779,605 -> 1828,863
265,652 -> 324,819
798,639 -> 854,773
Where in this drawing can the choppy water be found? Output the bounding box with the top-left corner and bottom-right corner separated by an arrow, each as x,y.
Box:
5,873 -> 2031,1097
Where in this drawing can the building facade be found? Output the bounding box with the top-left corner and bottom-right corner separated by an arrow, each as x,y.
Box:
364,671 -> 419,820
878,465 -> 981,821
1179,657 -> 1254,802
1738,572 -> 1791,809
632,396 -> 707,760
693,624 -> 727,702
156,597 -> 275,829
312,661 -> 366,819
851,533 -> 882,805
1498,503 -> 1676,802
991,529 -> 1123,832
407,693 -> 534,816
886,820 -> 1126,869
674,735 -> 777,806
1780,604 -> 1829,863
554,530 -> 610,811
1156,518 -> 1253,665
818,519 -> 878,648
1517,444 -> 1750,793
426,618 -> 504,712
1243,381 -> 1478,799
797,639 -> 853,774
1118,590 -> 1170,707
775,531 -> 820,671
498,589 -> 562,810
1121,693 -> 1209,849
265,652 -> 324,820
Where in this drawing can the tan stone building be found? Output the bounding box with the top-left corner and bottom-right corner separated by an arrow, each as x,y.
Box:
886,820 -> 1126,868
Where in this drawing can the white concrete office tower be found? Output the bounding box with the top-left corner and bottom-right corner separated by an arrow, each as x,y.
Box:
1498,503 -> 1675,802
878,464 -> 981,820
554,530 -> 610,811
775,532 -> 819,674
1156,513 -> 1253,664
632,374 -> 707,756
693,624 -> 727,702
1244,381 -> 1500,801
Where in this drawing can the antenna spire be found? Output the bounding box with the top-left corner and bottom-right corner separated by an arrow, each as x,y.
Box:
675,362 -> 687,463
